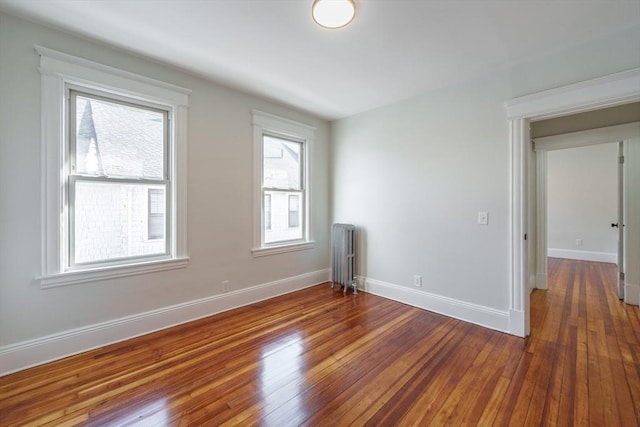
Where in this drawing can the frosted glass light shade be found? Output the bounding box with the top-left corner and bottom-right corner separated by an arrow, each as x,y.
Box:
312,0 -> 356,29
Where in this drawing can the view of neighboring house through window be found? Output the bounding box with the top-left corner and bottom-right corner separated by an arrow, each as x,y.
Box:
252,110 -> 314,256
288,194 -> 300,228
262,134 -> 304,244
70,90 -> 169,266
148,188 -> 165,240
264,194 -> 272,230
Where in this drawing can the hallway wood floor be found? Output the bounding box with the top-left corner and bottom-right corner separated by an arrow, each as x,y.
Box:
1,259 -> 638,426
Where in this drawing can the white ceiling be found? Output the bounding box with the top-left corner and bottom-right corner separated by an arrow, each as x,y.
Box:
1,0 -> 639,120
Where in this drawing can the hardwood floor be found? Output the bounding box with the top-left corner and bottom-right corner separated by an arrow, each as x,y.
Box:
1,258 -> 638,426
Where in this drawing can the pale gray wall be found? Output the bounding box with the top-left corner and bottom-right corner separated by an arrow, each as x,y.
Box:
547,143 -> 618,256
331,23 -> 640,312
0,12 -> 330,346
332,76 -> 512,309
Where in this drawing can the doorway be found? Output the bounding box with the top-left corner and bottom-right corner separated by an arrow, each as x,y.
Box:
532,120 -> 640,303
505,68 -> 640,337
546,143 -> 618,265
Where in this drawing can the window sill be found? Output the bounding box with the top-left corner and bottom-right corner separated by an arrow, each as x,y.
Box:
36,257 -> 190,289
252,241 -> 315,258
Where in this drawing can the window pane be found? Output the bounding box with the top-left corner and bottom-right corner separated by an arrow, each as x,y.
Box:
263,135 -> 301,190
73,180 -> 167,264
288,195 -> 300,228
264,194 -> 272,230
264,190 -> 303,244
74,94 -> 165,179
148,189 -> 165,240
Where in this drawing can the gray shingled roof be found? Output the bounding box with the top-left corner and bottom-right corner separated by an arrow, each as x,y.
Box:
263,135 -> 301,189
76,96 -> 165,179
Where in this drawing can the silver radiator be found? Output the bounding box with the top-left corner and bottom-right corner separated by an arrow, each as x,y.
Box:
331,223 -> 357,294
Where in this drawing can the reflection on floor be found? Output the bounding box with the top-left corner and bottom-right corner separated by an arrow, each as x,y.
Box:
1,258 -> 638,425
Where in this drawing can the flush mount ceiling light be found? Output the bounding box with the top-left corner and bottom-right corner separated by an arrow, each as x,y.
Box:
312,0 -> 356,29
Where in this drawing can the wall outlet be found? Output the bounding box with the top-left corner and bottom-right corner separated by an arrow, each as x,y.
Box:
221,280 -> 229,293
575,239 -> 583,246
413,275 -> 422,287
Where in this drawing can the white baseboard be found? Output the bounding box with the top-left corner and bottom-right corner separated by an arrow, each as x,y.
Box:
548,248 -> 617,263
625,283 -> 640,306
0,269 -> 330,377
357,276 -> 513,335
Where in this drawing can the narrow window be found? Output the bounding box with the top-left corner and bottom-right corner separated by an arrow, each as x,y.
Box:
252,111 -> 315,256
262,134 -> 303,244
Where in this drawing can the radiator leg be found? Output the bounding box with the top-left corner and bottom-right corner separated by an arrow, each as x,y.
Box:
351,281 -> 358,294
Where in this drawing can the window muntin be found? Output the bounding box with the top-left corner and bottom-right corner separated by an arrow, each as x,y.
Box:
262,134 -> 304,245
68,90 -> 170,268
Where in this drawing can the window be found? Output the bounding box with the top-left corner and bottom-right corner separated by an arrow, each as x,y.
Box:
264,194 -> 272,230
37,46 -> 190,288
148,188 -> 166,240
263,135 -> 303,243
69,90 -> 169,265
288,195 -> 300,228
252,111 -> 315,256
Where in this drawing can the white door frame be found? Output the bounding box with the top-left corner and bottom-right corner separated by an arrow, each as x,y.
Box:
505,68 -> 640,337
618,141 -> 625,299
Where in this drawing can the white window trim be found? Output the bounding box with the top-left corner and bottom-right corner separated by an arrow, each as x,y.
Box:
35,46 -> 191,288
252,110 -> 316,257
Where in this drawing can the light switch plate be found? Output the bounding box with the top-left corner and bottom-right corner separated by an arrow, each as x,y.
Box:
478,211 -> 489,225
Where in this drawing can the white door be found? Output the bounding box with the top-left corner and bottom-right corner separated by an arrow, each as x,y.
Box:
617,141 -> 625,299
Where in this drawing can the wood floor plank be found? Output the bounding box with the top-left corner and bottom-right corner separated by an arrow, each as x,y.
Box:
300,316 -> 458,426
1,259 -> 638,426
469,335 -> 522,424
429,330 -> 504,425
388,323 -> 486,425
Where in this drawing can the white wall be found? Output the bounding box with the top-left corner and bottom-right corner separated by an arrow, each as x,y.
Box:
0,13 -> 330,372
546,143 -> 618,262
331,23 -> 640,329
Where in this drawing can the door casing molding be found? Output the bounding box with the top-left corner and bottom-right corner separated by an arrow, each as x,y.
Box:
505,68 -> 640,337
